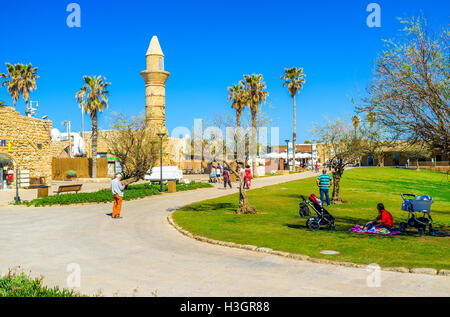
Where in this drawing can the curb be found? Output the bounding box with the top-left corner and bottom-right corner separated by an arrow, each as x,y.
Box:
167,213 -> 449,277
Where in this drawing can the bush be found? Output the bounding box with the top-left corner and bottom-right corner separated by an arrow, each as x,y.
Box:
18,181 -> 212,207
0,268 -> 81,297
66,170 -> 77,178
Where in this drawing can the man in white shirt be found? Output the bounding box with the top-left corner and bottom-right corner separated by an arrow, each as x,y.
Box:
111,173 -> 125,219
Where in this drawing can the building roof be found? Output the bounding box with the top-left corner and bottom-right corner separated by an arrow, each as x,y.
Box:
146,36 -> 164,56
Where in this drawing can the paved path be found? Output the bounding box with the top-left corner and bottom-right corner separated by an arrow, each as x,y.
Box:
0,172 -> 448,296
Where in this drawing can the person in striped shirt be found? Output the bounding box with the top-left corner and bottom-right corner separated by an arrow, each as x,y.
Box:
316,169 -> 333,206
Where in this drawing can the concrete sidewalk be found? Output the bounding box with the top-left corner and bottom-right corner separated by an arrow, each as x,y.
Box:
0,171 -> 448,297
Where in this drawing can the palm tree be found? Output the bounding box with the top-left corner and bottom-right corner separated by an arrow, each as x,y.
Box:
227,83 -> 246,129
351,115 -> 361,134
227,83 -> 247,160
366,111 -> 376,128
18,64 -> 39,116
0,63 -> 22,111
242,74 -> 269,177
281,67 -> 306,171
76,75 -> 111,178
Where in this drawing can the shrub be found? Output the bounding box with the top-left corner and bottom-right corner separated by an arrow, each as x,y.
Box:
0,268 -> 81,297
66,170 -> 77,178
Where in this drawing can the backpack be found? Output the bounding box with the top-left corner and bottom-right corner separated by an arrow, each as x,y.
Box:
299,202 -> 310,217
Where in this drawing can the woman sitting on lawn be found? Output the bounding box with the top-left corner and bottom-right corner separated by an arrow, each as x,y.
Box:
356,203 -> 394,231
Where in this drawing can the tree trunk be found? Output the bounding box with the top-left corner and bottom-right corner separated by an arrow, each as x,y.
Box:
331,167 -> 344,203
91,111 -> 98,178
224,161 -> 256,214
25,100 -> 29,116
251,109 -> 257,178
236,114 -> 241,161
292,95 -> 296,172
12,100 -> 16,111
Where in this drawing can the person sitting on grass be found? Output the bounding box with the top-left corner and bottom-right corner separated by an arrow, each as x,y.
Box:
356,203 -> 394,231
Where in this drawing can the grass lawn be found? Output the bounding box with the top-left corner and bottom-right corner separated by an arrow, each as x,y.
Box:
173,168 -> 450,269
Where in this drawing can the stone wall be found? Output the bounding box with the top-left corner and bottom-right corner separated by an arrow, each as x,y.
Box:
0,106 -> 53,184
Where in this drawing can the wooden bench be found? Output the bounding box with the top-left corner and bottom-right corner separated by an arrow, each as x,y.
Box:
54,184 -> 83,194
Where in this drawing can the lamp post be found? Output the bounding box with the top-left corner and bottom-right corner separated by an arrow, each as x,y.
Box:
157,132 -> 166,192
14,166 -> 20,203
285,139 -> 290,171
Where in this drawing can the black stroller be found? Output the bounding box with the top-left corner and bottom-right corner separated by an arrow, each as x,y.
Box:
299,193 -> 335,231
399,194 -> 434,235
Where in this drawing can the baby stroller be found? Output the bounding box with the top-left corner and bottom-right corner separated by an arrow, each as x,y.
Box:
299,194 -> 335,231
399,194 -> 434,235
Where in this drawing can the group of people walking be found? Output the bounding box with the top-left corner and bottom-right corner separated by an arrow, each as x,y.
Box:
210,164 -> 252,190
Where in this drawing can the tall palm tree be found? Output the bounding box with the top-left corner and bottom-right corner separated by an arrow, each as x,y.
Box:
76,75 -> 111,178
228,83 -> 247,160
242,74 -> 269,177
351,115 -> 361,134
281,67 -> 306,171
19,64 -> 39,116
366,111 -> 377,128
227,83 -> 246,129
0,63 -> 22,111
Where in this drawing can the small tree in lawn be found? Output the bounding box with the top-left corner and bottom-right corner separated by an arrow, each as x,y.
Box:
223,161 -> 256,214
104,113 -> 159,186
312,118 -> 364,203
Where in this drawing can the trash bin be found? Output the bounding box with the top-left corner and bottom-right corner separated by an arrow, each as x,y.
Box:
168,180 -> 177,193
37,185 -> 49,198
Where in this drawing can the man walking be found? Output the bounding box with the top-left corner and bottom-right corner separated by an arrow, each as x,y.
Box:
316,169 -> 333,206
223,168 -> 232,189
111,173 -> 125,219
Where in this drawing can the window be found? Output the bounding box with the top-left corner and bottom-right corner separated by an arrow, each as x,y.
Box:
158,57 -> 163,71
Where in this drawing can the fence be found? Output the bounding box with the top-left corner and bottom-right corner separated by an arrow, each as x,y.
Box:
52,158 -> 108,180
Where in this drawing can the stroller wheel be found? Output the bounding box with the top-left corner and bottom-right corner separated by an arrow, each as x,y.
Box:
418,227 -> 425,235
327,223 -> 335,231
399,222 -> 407,233
307,218 -> 320,232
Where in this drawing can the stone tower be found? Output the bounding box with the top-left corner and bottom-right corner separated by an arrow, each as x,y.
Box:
140,36 -> 170,133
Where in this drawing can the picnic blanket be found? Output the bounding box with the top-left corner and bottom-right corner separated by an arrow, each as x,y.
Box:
350,226 -> 401,235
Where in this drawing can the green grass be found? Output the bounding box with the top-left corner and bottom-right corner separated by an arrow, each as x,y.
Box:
18,181 -> 213,207
173,168 -> 450,269
0,269 -> 81,297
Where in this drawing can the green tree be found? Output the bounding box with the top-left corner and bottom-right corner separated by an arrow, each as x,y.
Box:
312,118 -> 365,203
242,74 -> 269,177
19,64 -> 39,116
76,75 -> 111,178
104,113 -> 159,186
358,16 -> 450,156
0,63 -> 22,111
281,67 -> 306,171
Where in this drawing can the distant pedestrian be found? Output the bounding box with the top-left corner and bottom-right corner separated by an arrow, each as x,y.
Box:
111,173 -> 125,219
244,165 -> 252,189
223,168 -> 232,189
316,169 -> 333,207
210,167 -> 217,183
315,163 -> 319,173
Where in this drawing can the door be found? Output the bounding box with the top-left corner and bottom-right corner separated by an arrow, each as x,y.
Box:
367,155 -> 374,167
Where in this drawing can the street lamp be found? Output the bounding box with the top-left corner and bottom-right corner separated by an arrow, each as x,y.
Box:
157,132 -> 166,192
285,139 -> 290,171
14,166 -> 20,203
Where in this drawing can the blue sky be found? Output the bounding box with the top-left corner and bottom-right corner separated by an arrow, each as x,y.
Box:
0,0 -> 448,144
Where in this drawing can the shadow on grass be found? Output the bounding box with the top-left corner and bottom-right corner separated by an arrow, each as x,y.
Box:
181,202 -> 236,212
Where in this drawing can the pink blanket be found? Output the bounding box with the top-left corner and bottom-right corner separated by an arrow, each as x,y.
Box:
350,227 -> 401,235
